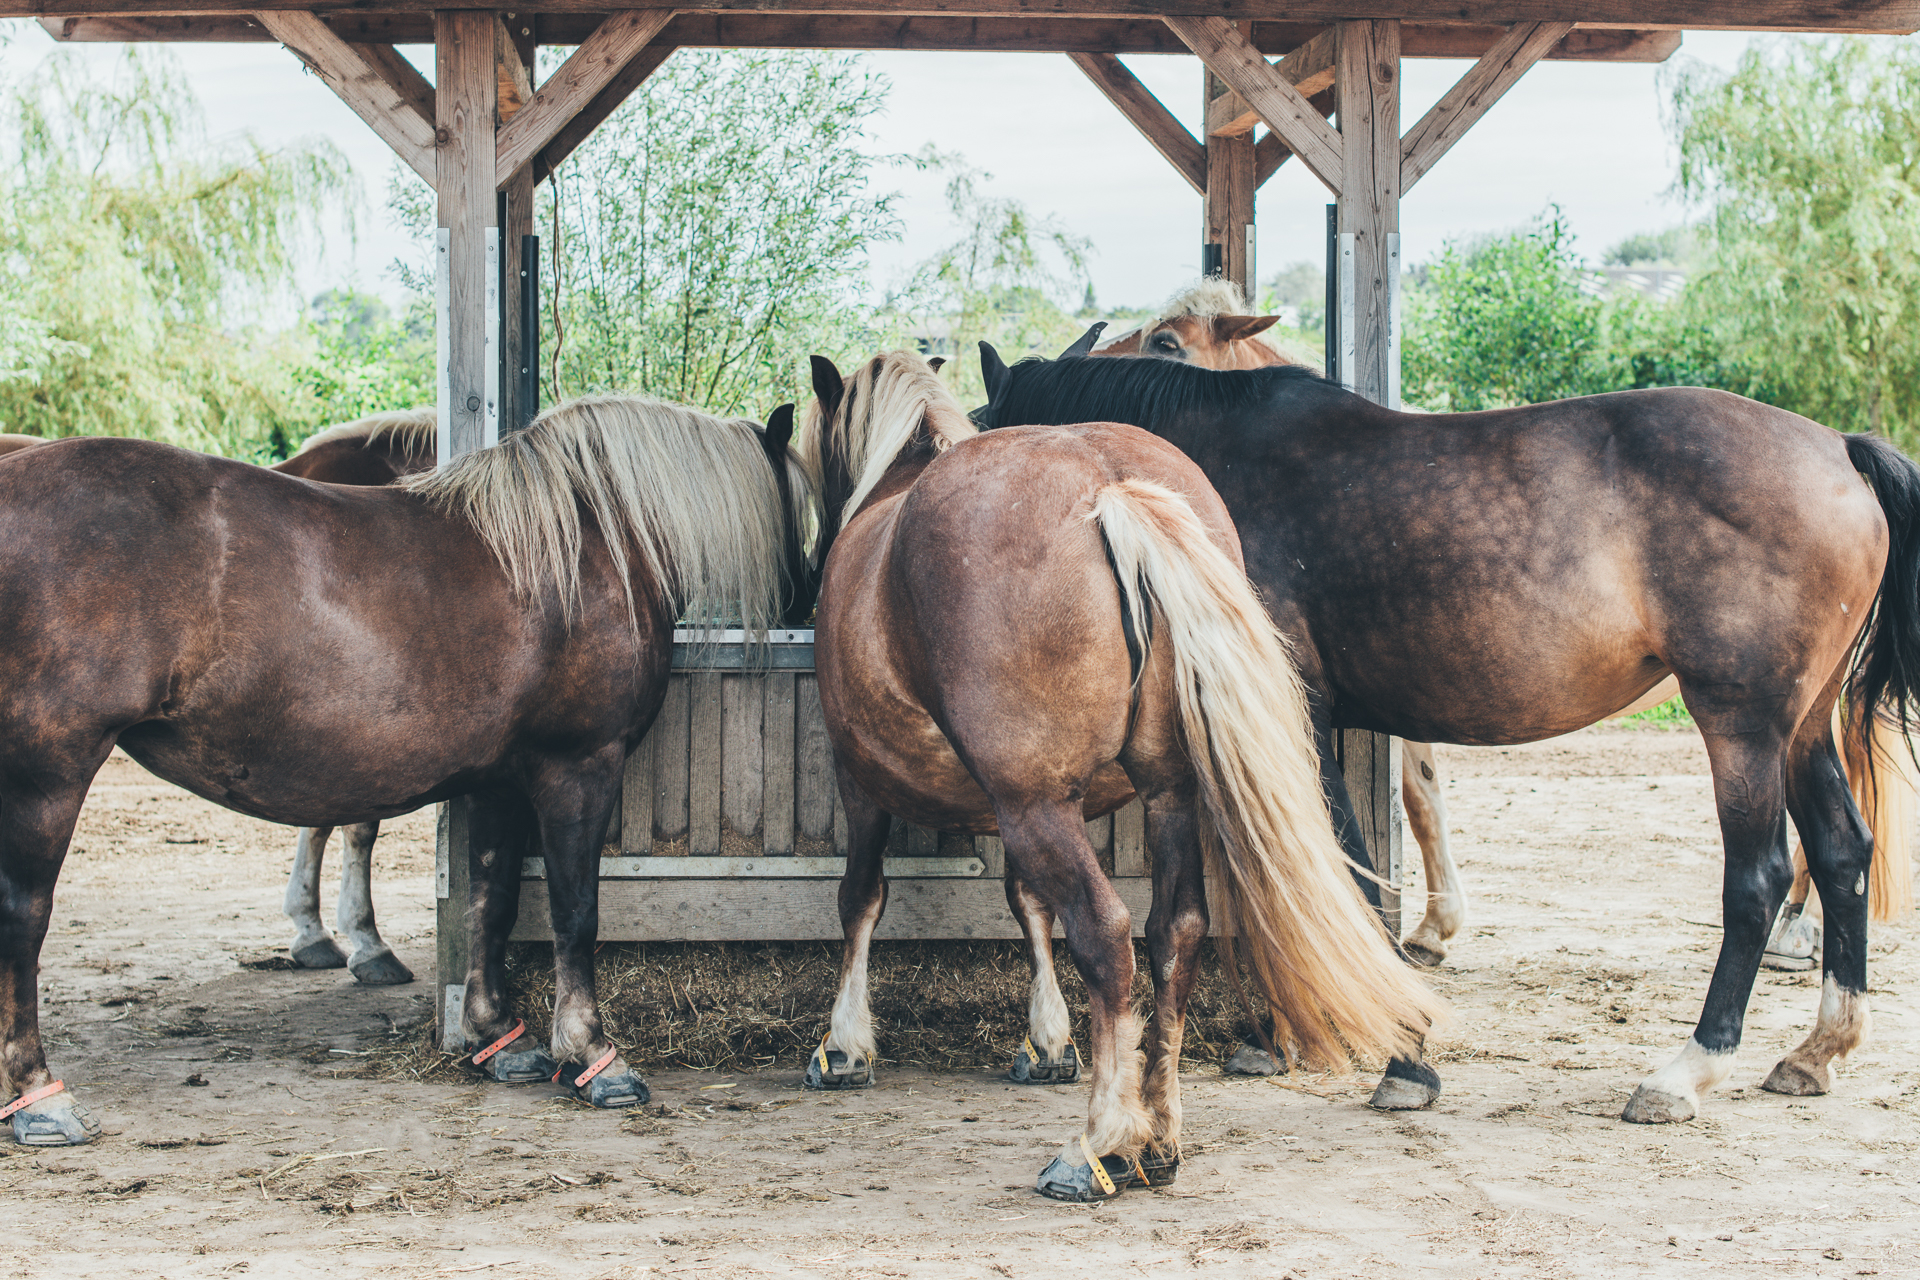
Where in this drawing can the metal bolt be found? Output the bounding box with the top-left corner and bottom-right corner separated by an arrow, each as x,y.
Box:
466,395 -> 481,413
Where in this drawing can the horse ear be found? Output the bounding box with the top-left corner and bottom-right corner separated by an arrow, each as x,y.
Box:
764,403 -> 795,454
1214,314 -> 1281,343
810,355 -> 844,415
927,356 -> 947,373
1058,322 -> 1107,360
979,341 -> 1011,405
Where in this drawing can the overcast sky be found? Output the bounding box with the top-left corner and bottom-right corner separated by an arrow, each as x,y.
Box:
2,24 -> 1800,313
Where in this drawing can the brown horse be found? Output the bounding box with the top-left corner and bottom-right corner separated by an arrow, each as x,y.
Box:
0,435 -> 42,460
980,348 -> 1920,1126
799,350 -> 1441,1199
0,395 -> 813,1144
1092,278 -> 1299,368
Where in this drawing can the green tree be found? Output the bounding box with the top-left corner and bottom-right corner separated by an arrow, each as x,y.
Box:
0,47 -> 350,455
1671,38 -> 1920,444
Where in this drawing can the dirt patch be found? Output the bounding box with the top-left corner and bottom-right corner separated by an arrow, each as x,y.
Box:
13,729 -> 1920,1278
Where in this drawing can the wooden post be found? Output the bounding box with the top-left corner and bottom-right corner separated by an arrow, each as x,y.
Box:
434,8 -> 502,1051
498,13 -> 537,434
1334,18 -> 1403,933
1202,64 -> 1255,295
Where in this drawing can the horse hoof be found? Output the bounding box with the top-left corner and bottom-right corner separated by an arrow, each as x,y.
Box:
803,1044 -> 874,1091
477,1043 -> 559,1085
1034,1141 -> 1131,1202
1621,1083 -> 1696,1124
347,949 -> 414,986
1131,1146 -> 1180,1188
9,1093 -> 100,1147
290,937 -> 349,970
1009,1038 -> 1079,1085
1369,1076 -> 1438,1110
1402,935 -> 1447,968
1761,1057 -> 1831,1096
564,1064 -> 649,1109
1224,1042 -> 1280,1076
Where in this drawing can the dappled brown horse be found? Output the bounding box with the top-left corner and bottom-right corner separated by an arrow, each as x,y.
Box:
799,351 -> 1441,1199
0,397 -> 814,1144
981,348 -> 1920,1126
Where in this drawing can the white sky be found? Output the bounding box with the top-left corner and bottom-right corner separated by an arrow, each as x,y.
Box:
1,24 -> 1800,313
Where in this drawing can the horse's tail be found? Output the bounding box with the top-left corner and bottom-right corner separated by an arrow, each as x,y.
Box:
1090,478 -> 1445,1069
1844,433 -> 1920,919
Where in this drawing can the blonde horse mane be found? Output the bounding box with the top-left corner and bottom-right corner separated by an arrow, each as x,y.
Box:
799,350 -> 977,524
294,408 -> 437,457
1155,277 -> 1252,323
402,395 -> 799,634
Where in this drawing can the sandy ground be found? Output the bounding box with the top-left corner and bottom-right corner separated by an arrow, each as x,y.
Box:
10,726 -> 1920,1279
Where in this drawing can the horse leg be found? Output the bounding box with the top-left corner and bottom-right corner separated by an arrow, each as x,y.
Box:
1005,874 -> 1077,1084
1136,788 -> 1207,1185
1762,846 -> 1820,971
809,768 -> 890,1089
536,747 -> 646,1108
1401,741 -> 1466,967
0,779 -> 101,1145
1765,722 -> 1873,1096
1011,801 -> 1151,1202
460,788 -> 557,1083
284,826 -> 348,969
1624,725 -> 1794,1123
336,821 -> 412,985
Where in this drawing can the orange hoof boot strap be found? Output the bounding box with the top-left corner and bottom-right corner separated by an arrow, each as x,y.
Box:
469,1020 -> 556,1084
3,1081 -> 98,1147
558,1046 -> 648,1109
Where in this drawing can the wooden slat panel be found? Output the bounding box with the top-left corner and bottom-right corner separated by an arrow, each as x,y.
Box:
620,733 -> 654,853
688,671 -> 724,855
511,877 -> 1228,942
1084,813 -> 1112,858
795,674 -> 835,842
906,825 -> 939,858
975,835 -> 1006,878
721,673 -> 764,840
603,781 -> 621,847
653,676 -> 691,840
763,672 -> 796,856
1112,801 -> 1147,877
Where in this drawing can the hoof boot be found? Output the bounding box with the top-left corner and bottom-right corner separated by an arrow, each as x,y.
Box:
1035,1139 -> 1131,1203
10,1094 -> 99,1147
1009,1038 -> 1079,1085
1621,1084 -> 1696,1124
1370,1076 -> 1439,1111
290,937 -> 349,970
1762,908 -> 1820,972
348,948 -> 414,986
1224,1042 -> 1280,1077
480,1044 -> 559,1085
1132,1147 -> 1180,1188
804,1039 -> 873,1090
569,1067 -> 649,1109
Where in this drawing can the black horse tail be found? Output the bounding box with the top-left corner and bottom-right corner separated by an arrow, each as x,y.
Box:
1845,433 -> 1920,747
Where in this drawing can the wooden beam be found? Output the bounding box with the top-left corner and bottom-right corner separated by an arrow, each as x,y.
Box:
355,40 -> 434,125
1207,27 -> 1332,138
533,43 -> 677,182
1401,21 -> 1575,192
1337,17 -> 1400,406
1253,86 -> 1333,186
14,1 -> 1920,36
35,13 -> 1687,62
254,10 -> 435,183
495,8 -> 676,190
1203,68 -> 1256,295
495,13 -> 534,117
1166,15 -> 1343,194
1067,52 -> 1204,196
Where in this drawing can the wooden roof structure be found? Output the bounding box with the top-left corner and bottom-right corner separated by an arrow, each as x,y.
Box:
18,1 -> 1915,1039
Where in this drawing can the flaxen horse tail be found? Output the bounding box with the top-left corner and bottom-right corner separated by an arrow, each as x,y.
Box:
1844,434 -> 1920,921
1090,478 -> 1445,1069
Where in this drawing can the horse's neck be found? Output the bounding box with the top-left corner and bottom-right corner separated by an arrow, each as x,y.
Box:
1219,341 -> 1289,371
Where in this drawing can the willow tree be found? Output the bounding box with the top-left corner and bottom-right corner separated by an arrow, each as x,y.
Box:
0,48 -> 349,455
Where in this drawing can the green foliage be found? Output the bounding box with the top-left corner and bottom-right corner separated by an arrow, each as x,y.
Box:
1602,226 -> 1697,267
0,47 -> 351,456
536,50 -> 904,415
1622,696 -> 1694,728
1260,260 -> 1326,334
1671,37 -> 1920,445
274,290 -> 435,459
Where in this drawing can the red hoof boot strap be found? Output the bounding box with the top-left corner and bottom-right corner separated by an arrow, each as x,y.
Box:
471,1020 -> 527,1067
0,1081 -> 64,1120
559,1046 -> 620,1089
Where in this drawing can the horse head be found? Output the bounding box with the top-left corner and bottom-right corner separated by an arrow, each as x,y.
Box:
757,403 -> 821,628
1137,313 -> 1283,368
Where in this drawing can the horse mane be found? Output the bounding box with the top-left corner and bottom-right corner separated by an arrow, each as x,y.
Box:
294,408 -> 436,457
990,350 -> 1335,431
401,395 -> 799,634
799,350 -> 976,524
1156,276 -> 1250,322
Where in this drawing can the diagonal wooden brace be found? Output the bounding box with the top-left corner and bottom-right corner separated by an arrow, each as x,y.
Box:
496,8 -> 676,190
1067,52 -> 1205,195
1401,21 -> 1574,192
256,11 -> 435,184
1164,15 -> 1343,193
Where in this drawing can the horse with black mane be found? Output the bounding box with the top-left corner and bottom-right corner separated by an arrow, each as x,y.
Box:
0,396 -> 814,1144
978,345 -> 1920,1125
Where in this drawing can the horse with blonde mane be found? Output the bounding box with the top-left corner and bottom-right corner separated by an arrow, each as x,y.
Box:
799,350 -> 1442,1200
1092,278 -> 1302,369
0,395 -> 814,1144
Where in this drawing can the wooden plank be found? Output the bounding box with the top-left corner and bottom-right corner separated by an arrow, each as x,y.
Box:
436,8 -> 498,461
356,41 -> 434,124
1112,800 -> 1147,877
1084,813 -> 1112,858
534,42 -> 676,182
688,671 -> 724,856
1166,15 -> 1345,194
604,781 -> 621,847
763,672 -> 796,856
1339,729 -> 1403,932
523,854 -> 984,878
495,8 -> 676,188
654,676 -> 691,840
1203,67 -> 1257,295
721,673 -> 764,840
18,3 -> 1920,38
975,835 -> 1006,878
621,734 -> 655,853
906,825 -> 939,859
1207,26 -> 1332,136
255,11 -> 435,183
794,674 -> 835,843
1337,17 -> 1400,409
1065,52 -> 1204,197
1401,21 -> 1574,193
511,877 -> 1233,943
1253,88 -> 1332,186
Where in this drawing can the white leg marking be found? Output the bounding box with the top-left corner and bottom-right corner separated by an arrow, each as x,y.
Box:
1401,743 -> 1465,964
1768,975 -> 1871,1095
1626,1036 -> 1736,1122
284,827 -> 333,951
336,822 -> 388,963
1083,1012 -> 1151,1159
827,895 -> 882,1065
